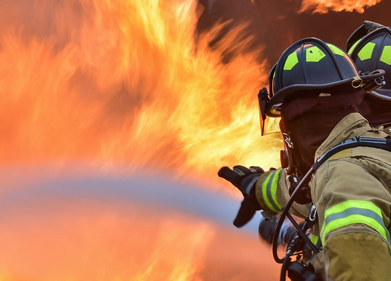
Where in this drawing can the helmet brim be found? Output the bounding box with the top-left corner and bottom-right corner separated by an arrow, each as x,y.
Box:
371,88 -> 391,100
266,70 -> 385,117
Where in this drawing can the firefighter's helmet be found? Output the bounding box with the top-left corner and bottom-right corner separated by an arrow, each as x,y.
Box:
348,26 -> 391,100
265,37 -> 384,117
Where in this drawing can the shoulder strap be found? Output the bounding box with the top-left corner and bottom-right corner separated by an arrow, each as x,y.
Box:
313,137 -> 391,171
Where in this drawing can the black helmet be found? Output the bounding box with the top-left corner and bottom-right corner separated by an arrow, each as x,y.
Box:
346,20 -> 384,51
265,37 -> 384,117
348,26 -> 391,99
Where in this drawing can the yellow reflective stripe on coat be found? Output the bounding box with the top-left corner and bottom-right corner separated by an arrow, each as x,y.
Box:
311,233 -> 320,246
261,169 -> 283,213
320,200 -> 391,248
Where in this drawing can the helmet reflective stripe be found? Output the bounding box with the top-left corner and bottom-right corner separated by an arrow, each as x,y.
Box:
320,200 -> 391,249
306,46 -> 326,62
357,42 -> 376,61
283,52 -> 298,70
348,39 -> 362,55
380,46 -> 391,65
327,44 -> 345,56
282,44 -> 345,70
261,169 -> 283,213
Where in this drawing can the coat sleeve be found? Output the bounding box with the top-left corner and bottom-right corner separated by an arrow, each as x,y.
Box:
255,168 -> 310,218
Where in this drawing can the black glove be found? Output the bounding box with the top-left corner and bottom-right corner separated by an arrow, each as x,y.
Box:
218,165 -> 264,227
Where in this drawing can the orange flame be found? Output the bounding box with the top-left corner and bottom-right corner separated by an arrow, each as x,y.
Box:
0,0 -> 281,185
0,1 -> 282,279
299,0 -> 382,13
133,220 -> 214,280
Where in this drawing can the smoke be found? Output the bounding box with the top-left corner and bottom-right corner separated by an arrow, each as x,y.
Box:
198,0 -> 388,64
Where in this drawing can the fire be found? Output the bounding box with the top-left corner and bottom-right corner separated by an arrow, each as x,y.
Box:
133,220 -> 214,281
0,0 -> 281,185
299,0 -> 382,13
0,1 -> 282,280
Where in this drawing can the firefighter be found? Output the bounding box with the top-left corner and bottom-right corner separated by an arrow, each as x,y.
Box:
218,37 -> 391,280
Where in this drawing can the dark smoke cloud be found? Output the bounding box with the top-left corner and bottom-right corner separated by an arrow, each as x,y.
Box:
197,0 -> 391,67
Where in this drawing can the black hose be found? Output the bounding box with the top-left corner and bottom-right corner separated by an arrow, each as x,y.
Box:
272,167 -> 315,263
280,256 -> 290,281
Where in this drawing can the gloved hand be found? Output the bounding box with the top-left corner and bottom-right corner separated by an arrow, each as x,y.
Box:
218,165 -> 264,228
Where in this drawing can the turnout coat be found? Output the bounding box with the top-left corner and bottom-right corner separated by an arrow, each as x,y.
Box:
255,112 -> 391,281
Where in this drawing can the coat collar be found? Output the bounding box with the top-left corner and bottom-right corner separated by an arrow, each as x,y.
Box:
314,113 -> 371,161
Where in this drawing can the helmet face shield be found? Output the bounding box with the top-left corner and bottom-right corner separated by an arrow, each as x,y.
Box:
257,87 -> 280,135
261,116 -> 281,135
268,64 -> 277,99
